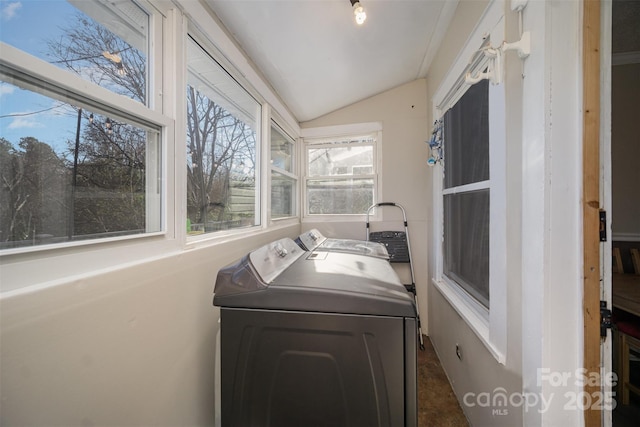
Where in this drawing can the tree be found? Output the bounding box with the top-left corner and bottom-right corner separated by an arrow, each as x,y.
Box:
47,12 -> 148,237
0,137 -> 68,244
50,10 -> 258,234
186,86 -> 257,231
19,137 -> 69,238
47,13 -> 146,104
70,113 -> 147,235
0,138 -> 26,243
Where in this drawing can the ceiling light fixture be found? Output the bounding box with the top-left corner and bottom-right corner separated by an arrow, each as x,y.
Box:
350,0 -> 366,25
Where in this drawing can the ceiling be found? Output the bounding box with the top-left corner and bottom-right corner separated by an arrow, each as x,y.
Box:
204,0 -> 458,123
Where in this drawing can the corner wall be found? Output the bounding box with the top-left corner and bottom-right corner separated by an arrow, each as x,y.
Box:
300,78 -> 431,328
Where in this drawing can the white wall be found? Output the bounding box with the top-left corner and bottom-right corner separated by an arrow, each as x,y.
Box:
300,78 -> 431,328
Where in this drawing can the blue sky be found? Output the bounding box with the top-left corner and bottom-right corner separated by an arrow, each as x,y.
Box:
0,0 -> 82,156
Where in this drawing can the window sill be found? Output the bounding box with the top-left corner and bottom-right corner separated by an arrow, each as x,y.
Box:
432,277 -> 505,364
0,231 -> 166,258
271,216 -> 300,224
302,214 -> 377,223
184,221 -> 299,250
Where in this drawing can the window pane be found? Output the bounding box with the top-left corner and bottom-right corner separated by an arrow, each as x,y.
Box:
0,0 -> 149,105
307,178 -> 373,215
186,37 -> 260,235
444,79 -> 489,189
0,80 -> 161,250
443,189 -> 490,307
271,125 -> 294,173
271,171 -> 296,219
308,145 -> 373,177
270,124 -> 296,219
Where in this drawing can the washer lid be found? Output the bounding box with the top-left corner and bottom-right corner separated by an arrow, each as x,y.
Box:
318,239 -> 389,259
297,229 -> 389,259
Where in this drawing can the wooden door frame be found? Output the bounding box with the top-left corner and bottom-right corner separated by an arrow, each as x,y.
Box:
583,0 -> 602,426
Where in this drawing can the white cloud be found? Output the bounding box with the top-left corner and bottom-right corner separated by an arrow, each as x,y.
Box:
1,1 -> 21,21
0,83 -> 16,97
8,117 -> 41,130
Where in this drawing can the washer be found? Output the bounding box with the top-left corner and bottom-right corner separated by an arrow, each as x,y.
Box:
213,237 -> 417,427
295,228 -> 389,259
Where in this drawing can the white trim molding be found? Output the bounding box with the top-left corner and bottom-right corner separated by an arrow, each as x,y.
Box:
612,51 -> 640,66
612,232 -> 640,242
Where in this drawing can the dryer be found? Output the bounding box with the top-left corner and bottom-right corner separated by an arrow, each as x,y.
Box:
213,237 -> 417,427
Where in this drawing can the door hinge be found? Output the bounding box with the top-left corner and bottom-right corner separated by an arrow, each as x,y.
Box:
600,209 -> 607,242
601,300 -> 612,338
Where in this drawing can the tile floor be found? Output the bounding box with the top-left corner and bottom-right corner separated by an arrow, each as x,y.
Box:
419,335 -> 640,427
418,336 -> 469,426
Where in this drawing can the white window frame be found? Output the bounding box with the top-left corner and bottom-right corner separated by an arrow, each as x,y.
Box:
431,0 -> 507,364
179,0 -> 301,249
0,0 -> 171,257
300,122 -> 382,222
183,30 -> 264,244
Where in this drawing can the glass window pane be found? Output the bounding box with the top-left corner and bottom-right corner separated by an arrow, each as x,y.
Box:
271,171 -> 296,219
270,123 -> 296,219
443,79 -> 489,189
443,189 -> 490,307
307,178 -> 373,215
308,145 -> 373,177
186,37 -> 260,235
271,125 -> 293,173
0,80 -> 161,250
0,0 -> 149,105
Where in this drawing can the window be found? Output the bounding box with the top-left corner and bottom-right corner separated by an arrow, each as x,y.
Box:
186,36 -> 261,235
443,79 -> 490,308
436,74 -> 506,360
303,129 -> 379,216
0,0 -> 164,252
270,122 -> 297,219
1,0 -> 149,106
431,0 -> 507,362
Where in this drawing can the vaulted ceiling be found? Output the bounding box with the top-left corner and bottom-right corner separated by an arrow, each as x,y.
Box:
204,0 -> 458,122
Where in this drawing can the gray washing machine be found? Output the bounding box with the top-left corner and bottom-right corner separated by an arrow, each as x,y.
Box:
295,228 -> 390,259
213,237 -> 417,427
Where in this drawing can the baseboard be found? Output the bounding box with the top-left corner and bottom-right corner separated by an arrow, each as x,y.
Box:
613,233 -> 640,242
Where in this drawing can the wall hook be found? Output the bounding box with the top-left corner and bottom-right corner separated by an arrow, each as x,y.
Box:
502,31 -> 530,59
